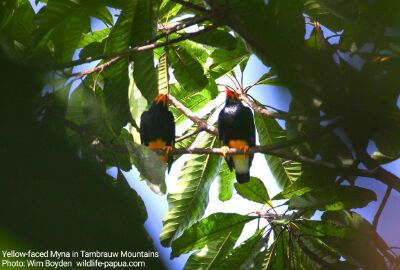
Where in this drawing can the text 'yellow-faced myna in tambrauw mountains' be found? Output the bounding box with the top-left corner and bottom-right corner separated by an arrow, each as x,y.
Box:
140,94 -> 175,172
218,87 -> 256,183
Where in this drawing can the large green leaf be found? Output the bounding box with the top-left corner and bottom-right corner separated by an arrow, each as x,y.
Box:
169,83 -> 215,125
102,2 -> 137,133
207,38 -> 249,78
171,213 -> 253,257
183,229 -> 242,270
288,185 -> 377,211
128,66 -> 148,143
169,44 -> 209,92
234,177 -> 271,205
213,228 -> 266,270
190,28 -> 237,50
302,0 -> 345,31
218,162 -> 235,202
131,0 -> 160,103
160,133 -> 221,246
320,211 -> 388,270
125,139 -> 166,195
77,28 -> 110,48
255,112 -> 302,188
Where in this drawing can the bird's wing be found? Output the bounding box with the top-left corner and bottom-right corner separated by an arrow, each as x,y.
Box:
244,106 -> 256,147
217,108 -> 226,144
167,110 -> 175,146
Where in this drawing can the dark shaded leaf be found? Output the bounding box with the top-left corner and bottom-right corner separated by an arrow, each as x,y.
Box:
288,185 -> 377,211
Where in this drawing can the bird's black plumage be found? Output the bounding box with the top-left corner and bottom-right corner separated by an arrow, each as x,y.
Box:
218,89 -> 255,183
140,94 -> 175,172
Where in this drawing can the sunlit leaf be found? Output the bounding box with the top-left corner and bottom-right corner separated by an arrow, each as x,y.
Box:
171,213 -> 253,257
160,133 -> 221,246
234,177 -> 271,205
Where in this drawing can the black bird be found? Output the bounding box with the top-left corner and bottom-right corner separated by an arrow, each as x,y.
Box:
140,94 -> 175,172
218,87 -> 256,183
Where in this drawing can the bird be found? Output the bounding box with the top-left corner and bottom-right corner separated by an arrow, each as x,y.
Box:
218,87 -> 256,183
140,93 -> 175,172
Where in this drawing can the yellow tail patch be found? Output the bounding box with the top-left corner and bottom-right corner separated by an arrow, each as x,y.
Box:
148,139 -> 168,162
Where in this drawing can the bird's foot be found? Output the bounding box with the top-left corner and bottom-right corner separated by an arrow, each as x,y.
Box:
240,145 -> 250,158
221,146 -> 230,158
163,146 -> 173,155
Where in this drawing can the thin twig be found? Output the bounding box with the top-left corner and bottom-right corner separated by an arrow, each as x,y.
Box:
169,0 -> 208,13
373,186 -> 392,229
148,15 -> 211,44
176,128 -> 203,142
65,25 -> 216,76
168,94 -> 218,135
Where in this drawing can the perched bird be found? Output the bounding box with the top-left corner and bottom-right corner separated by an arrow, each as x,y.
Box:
140,93 -> 175,172
218,87 -> 255,183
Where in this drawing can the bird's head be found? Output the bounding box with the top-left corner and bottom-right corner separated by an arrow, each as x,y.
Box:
225,87 -> 240,101
154,93 -> 169,108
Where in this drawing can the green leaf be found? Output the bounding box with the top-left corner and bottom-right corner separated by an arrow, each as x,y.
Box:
77,28 -> 110,48
263,230 -> 289,269
306,27 -> 326,51
208,38 -> 249,78
116,171 -> 147,224
288,185 -> 377,211
171,213 -> 253,257
183,226 -> 242,269
131,0 -> 160,103
213,228 -> 266,270
302,0 -> 344,31
321,211 -> 388,270
169,44 -> 209,92
218,162 -> 235,202
157,53 -> 169,95
125,140 -> 166,195
128,66 -> 148,143
160,134 -> 221,246
102,2 -> 137,133
273,165 -> 336,200
255,112 -> 302,188
234,177 -> 270,205
272,177 -> 313,200
169,83 -> 215,125
79,41 -> 103,59
190,28 -> 237,50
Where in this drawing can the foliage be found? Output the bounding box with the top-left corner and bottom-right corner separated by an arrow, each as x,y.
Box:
1,0 -> 400,269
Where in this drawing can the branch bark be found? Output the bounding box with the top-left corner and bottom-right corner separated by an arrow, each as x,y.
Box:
168,94 -> 218,136
358,150 -> 400,194
151,145 -> 375,177
373,186 -> 392,230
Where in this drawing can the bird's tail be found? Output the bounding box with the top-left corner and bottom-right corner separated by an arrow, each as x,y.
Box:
235,172 -> 250,183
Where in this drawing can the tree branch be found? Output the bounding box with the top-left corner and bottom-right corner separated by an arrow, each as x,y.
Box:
65,25 -> 216,77
168,94 -> 218,136
169,0 -> 208,13
176,128 -> 203,142
150,15 -> 211,45
373,186 -> 392,230
358,150 -> 400,194
150,145 -> 375,177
